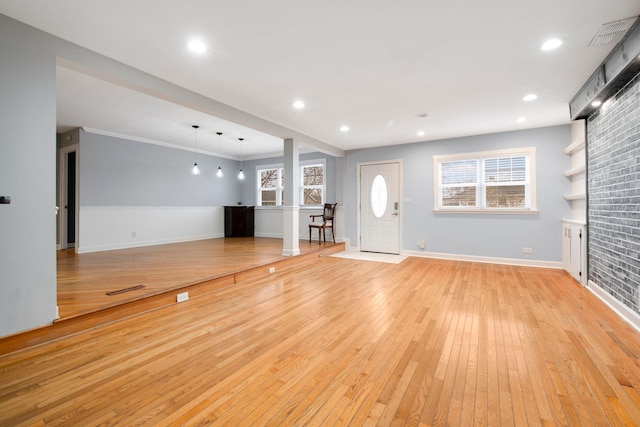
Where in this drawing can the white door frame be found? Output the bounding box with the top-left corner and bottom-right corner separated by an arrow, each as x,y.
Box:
59,144 -> 79,251
356,159 -> 403,253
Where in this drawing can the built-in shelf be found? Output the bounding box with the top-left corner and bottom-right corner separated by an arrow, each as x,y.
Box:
563,165 -> 586,177
563,137 -> 585,155
564,193 -> 586,201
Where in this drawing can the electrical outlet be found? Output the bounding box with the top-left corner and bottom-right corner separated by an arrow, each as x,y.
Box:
269,266 -> 276,274
417,240 -> 425,249
176,291 -> 189,303
522,247 -> 533,254
131,231 -> 137,238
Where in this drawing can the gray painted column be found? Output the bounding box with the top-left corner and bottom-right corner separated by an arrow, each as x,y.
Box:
282,138 -> 300,256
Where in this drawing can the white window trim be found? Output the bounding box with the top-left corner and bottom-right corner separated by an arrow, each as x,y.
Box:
433,147 -> 537,214
255,159 -> 326,207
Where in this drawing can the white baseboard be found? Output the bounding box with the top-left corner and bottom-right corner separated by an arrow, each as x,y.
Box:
587,280 -> 640,333
402,250 -> 563,269
254,232 -> 283,239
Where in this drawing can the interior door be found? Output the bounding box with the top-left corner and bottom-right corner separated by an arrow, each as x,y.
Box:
66,151 -> 76,247
360,162 -> 400,254
59,145 -> 78,250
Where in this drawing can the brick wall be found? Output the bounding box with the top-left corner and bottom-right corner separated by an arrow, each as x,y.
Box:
587,70 -> 640,315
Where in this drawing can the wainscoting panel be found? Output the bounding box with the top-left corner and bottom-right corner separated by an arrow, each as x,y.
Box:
78,206 -> 224,253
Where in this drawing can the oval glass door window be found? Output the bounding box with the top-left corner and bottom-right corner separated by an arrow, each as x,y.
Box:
371,174 -> 388,218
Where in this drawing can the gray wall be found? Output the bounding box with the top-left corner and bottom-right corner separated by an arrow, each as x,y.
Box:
239,152 -> 340,206
79,130 -> 241,207
345,125 -> 572,261
587,70 -> 640,316
0,15 -> 58,336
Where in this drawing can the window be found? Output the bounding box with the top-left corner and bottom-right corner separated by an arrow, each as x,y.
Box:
433,147 -> 536,213
257,166 -> 284,206
256,160 -> 325,207
301,163 -> 324,205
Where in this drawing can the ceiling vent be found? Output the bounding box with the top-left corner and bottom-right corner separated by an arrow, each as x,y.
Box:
570,17 -> 640,119
589,17 -> 637,47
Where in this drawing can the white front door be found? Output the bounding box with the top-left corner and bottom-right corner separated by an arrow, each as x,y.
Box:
359,162 -> 400,254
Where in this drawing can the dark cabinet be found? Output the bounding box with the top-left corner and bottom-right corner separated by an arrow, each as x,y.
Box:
224,206 -> 255,237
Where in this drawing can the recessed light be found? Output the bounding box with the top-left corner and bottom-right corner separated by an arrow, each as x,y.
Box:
340,125 -> 349,132
523,94 -> 538,102
188,39 -> 207,53
417,131 -> 425,137
516,117 -> 527,123
293,100 -> 305,109
541,38 -> 562,51
591,100 -> 602,107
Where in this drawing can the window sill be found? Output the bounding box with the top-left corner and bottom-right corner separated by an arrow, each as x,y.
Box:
433,209 -> 539,215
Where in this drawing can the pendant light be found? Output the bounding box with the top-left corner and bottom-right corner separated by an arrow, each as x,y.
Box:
191,125 -> 201,175
238,137 -> 245,180
216,132 -> 224,178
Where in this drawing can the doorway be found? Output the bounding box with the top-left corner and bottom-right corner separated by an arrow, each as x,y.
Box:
59,145 -> 78,250
358,161 -> 401,254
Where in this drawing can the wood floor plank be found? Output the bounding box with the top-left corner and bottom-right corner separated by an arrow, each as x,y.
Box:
56,237 -> 339,318
1,252 -> 640,426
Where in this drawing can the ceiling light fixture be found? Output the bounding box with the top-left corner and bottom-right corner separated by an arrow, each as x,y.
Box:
541,38 -> 562,51
523,94 -> 538,102
191,125 -> 201,175
417,131 -> 425,137
188,39 -> 207,53
516,117 -> 527,123
238,138 -> 245,180
293,100 -> 305,110
591,100 -> 602,107
340,125 -> 349,132
216,132 -> 223,178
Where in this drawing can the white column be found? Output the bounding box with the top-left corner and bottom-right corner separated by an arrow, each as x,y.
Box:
282,138 -> 300,256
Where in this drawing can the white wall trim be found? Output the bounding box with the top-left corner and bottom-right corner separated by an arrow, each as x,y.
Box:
402,249 -> 563,269
254,232 -> 283,239
82,127 -> 240,160
587,280 -> 640,333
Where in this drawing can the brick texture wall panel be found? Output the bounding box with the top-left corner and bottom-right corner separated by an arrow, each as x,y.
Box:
587,70 -> 640,315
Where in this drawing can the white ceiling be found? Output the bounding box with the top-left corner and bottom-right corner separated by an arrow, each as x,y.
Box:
1,1 -> 639,159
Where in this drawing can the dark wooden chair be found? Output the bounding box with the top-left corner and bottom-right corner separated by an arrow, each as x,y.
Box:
309,203 -> 337,245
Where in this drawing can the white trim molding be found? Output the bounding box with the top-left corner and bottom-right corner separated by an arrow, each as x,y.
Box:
403,250 -> 562,269
587,280 -> 640,333
282,205 -> 301,256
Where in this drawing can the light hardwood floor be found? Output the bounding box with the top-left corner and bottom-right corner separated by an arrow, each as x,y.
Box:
57,237 -> 334,318
2,256 -> 640,425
